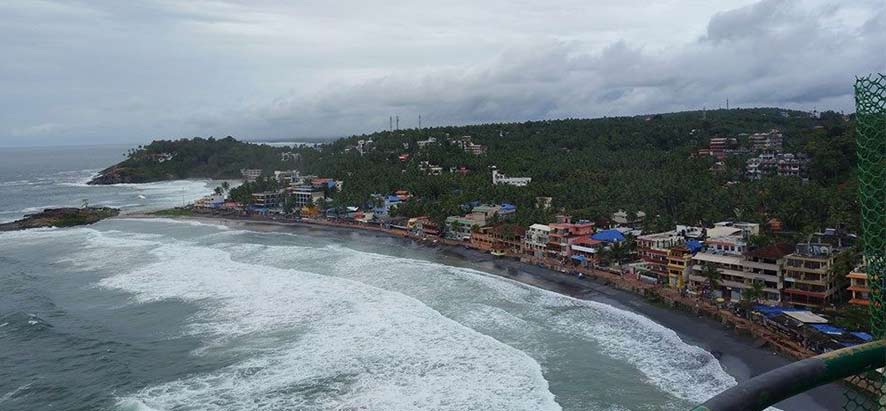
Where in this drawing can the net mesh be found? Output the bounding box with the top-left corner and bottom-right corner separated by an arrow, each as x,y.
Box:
846,74 -> 886,410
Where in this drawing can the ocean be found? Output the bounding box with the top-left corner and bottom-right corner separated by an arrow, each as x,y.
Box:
0,145 -> 737,410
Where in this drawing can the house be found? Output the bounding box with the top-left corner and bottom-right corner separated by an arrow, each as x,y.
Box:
591,229 -> 625,244
371,194 -> 402,218
570,237 -> 603,266
523,224 -> 552,258
491,167 -> 531,187
419,161 -> 443,176
240,168 -> 263,182
195,194 -> 225,209
407,216 -> 440,238
470,227 -> 496,251
667,246 -> 693,288
490,224 -> 526,255
416,137 -> 437,148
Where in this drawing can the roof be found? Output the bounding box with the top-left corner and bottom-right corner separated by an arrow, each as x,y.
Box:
529,224 -> 551,231
809,324 -> 845,335
692,252 -> 742,266
783,311 -> 829,324
706,226 -> 743,239
851,331 -> 874,341
591,229 -> 625,242
754,305 -> 807,318
746,243 -> 794,259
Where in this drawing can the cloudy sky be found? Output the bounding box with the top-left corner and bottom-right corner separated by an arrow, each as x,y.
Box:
1,0 -> 884,146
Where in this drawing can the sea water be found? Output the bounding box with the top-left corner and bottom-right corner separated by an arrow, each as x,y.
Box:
0,145 -> 736,410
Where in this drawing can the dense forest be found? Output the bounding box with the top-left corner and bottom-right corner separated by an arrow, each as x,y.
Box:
101,108 -> 859,236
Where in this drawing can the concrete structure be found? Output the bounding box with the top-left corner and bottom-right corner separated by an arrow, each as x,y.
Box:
546,216 -> 595,259
240,168 -> 263,182
274,170 -> 300,185
746,153 -> 808,180
251,191 -> 282,208
491,167 -> 531,187
291,185 -> 325,209
611,210 -> 646,227
749,129 -> 784,152
637,229 -> 689,283
667,246 -> 693,288
782,243 -> 845,308
847,267 -> 871,306
523,224 -> 552,258
445,214 -> 485,241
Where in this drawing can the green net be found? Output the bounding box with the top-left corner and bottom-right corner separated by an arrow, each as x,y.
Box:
846,74 -> 886,410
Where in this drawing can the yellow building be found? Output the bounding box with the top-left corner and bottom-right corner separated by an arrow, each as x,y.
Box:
667,246 -> 692,288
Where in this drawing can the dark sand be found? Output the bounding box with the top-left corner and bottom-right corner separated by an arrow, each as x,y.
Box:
165,216 -> 848,410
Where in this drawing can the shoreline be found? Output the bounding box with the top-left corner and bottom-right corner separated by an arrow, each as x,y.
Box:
119,213 -> 847,410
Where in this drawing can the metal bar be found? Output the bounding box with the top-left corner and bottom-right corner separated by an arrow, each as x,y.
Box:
691,339 -> 886,411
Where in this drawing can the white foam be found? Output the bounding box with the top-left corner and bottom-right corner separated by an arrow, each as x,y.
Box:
100,241 -> 560,411
115,217 -> 231,231
241,242 -> 739,405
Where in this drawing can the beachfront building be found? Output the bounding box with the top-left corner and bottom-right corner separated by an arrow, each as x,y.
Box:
470,227 -> 496,251
524,224 -> 552,258
570,237 -> 603,266
489,224 -> 526,255
637,226 -> 699,284
782,243 -> 846,308
445,214 -> 484,241
195,194 -> 225,210
491,167 -> 531,187
741,243 -> 794,303
251,191 -> 282,209
847,266 -> 871,306
291,185 -> 325,209
370,194 -> 402,217
546,216 -> 595,259
407,216 -> 440,238
667,246 -> 693,288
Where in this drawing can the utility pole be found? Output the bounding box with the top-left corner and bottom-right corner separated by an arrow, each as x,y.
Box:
726,99 -> 730,110
418,114 -> 422,130
396,115 -> 399,131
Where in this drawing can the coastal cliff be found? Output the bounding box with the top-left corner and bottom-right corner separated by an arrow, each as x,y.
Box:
0,207 -> 120,231
87,136 -> 286,185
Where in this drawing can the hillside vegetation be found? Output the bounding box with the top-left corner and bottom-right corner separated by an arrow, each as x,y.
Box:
97,108 -> 859,234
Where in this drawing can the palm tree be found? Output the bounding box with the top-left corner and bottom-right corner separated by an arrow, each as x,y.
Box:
740,280 -> 765,314
700,263 -> 721,297
221,181 -> 230,192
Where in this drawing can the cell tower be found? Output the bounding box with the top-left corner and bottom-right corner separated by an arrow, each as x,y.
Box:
396,115 -> 399,131
389,116 -> 393,132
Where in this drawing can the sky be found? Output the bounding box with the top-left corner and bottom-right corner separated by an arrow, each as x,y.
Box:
1,0 -> 884,146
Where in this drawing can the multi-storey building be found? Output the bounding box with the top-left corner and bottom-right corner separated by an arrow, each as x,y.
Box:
847,266 -> 871,306
251,191 -> 282,208
749,129 -> 784,152
637,228 -> 692,284
667,246 -> 693,288
291,185 -> 325,209
782,243 -> 847,308
746,153 -> 808,180
523,224 -> 552,258
240,168 -> 263,182
546,216 -> 595,259
491,168 -> 531,187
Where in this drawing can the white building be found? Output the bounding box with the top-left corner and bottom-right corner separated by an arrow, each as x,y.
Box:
523,224 -> 551,257
240,168 -> 263,182
492,168 -> 531,187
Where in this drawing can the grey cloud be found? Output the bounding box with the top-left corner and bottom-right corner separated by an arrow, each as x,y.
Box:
0,0 -> 884,146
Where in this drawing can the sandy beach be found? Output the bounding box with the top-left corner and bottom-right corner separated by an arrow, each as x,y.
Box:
141,214 -> 848,410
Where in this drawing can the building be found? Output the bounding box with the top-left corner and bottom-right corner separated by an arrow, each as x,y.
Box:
240,168 -> 263,182
451,136 -> 488,155
407,216 -> 440,237
523,224 -> 552,258
470,227 -> 496,251
445,214 -> 485,241
490,224 -> 526,255
195,194 -> 225,210
749,130 -> 784,152
370,194 -> 402,218
274,170 -> 300,185
416,137 -> 437,148
546,216 -> 595,259
419,161 -> 443,175
782,242 -> 846,308
610,210 -> 646,227
667,246 -> 693,288
637,228 -> 694,283
291,185 -> 325,209
847,267 -> 871,306
746,153 -> 808,180
570,237 -> 603,265
251,191 -> 282,208
491,167 -> 531,187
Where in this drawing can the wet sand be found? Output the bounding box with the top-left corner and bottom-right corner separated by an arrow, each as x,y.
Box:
155,215 -> 847,410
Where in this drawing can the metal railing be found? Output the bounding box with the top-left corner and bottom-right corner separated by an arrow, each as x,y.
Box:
691,339 -> 886,411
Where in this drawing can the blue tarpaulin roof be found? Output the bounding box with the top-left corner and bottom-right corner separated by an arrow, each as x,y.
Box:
500,203 -> 517,211
851,331 -> 874,341
753,305 -> 807,318
810,324 -> 846,335
591,229 -> 625,242
686,239 -> 704,254
571,255 -> 587,262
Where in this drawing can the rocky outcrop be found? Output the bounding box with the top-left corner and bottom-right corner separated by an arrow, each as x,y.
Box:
87,165 -> 144,185
0,207 -> 120,231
